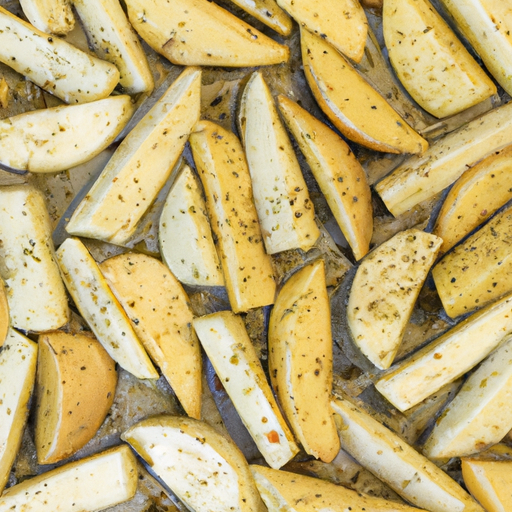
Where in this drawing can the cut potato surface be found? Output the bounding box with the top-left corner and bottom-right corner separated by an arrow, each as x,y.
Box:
0,279 -> 8,347
227,0 -> 292,36
19,0 -> 74,34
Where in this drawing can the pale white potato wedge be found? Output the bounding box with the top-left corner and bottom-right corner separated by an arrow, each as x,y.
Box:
301,29 -> 428,155
0,280 -> 8,347
277,0 -> 368,62
159,164 -> 224,287
277,95 -> 373,261
376,101 -> 512,217
73,0 -> 154,94
122,415 -> 267,512
239,72 -> 320,254
35,331 -> 117,465
189,120 -> 276,312
100,253 -> 202,419
269,260 -> 340,463
19,0 -> 75,34
375,291 -> 512,412
0,95 -> 133,173
0,6 -> 119,104
0,185 -> 69,332
424,336 -> 512,459
0,328 -> 37,494
125,0 -> 289,67
331,396 -> 484,512
383,0 -> 496,118
0,445 -> 138,511
227,0 -> 292,36
193,311 -> 299,469
348,229 -> 442,369
66,67 -> 201,245
56,237 -> 158,380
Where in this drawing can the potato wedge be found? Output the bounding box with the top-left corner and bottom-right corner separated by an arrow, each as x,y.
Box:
375,291 -> 512,412
301,29 -> 428,155
331,396 -> 484,512
159,164 -> 224,287
375,101 -> 512,217
0,6 -> 119,104
0,328 -> 37,494
239,72 -> 320,254
56,237 -> 158,380
19,0 -> 74,34
0,445 -> 138,511
383,0 -> 496,118
0,279 -> 8,347
0,95 -> 133,173
100,253 -> 202,419
193,311 -> 299,469
35,331 -> 117,465
348,229 -> 442,369
277,95 -> 373,261
269,260 -> 340,463
189,120 -> 276,312
227,0 -> 292,36
66,67 -> 201,246
423,335 -> 512,459
0,185 -> 69,332
125,0 -> 289,67
122,415 -> 267,512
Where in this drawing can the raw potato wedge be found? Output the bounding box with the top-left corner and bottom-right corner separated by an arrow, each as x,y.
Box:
0,185 -> 69,332
239,72 -> 320,254
125,0 -> 289,67
424,336 -> 512,459
383,0 -> 496,118
19,0 -> 74,34
277,95 -> 373,261
376,101 -> 512,217
66,67 -> 201,245
348,229 -> 442,369
433,204 -> 512,318
159,164 -> 224,287
193,311 -> 299,469
301,29 -> 428,155
122,415 -> 267,512
227,0 -> 292,36
73,0 -> 154,94
331,396 -> 484,512
251,464 -> 428,512
189,120 -> 276,312
375,291 -> 512,412
434,145 -> 512,255
0,6 -> 119,104
56,237 -> 158,380
0,95 -> 134,173
277,0 -> 368,62
0,328 -> 37,494
0,445 -> 138,511
100,253 -> 202,420
0,279 -> 8,346
35,331 -> 117,465
268,260 -> 340,463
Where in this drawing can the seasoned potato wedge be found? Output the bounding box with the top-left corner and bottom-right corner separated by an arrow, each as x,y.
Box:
0,95 -> 133,173
301,29 -> 428,155
227,0 -> 292,36
100,253 -> 202,419
348,229 -> 442,369
269,260 -> 340,463
19,0 -> 74,34
122,415 -> 267,512
0,279 -> 8,347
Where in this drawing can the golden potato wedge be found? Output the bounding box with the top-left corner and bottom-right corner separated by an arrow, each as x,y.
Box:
122,415 -> 267,512
277,95 -> 373,261
0,279 -> 8,347
19,0 -> 74,34
0,6 -> 119,104
269,260 -> 340,463
0,95 -> 133,173
383,0 -> 496,118
0,328 -> 37,494
100,253 -> 202,419
301,29 -> 428,155
348,229 -> 442,369
35,331 -> 117,465
193,311 -> 299,469
239,72 -> 320,254
227,0 -> 292,36
189,120 -> 276,312
125,0 -> 289,67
